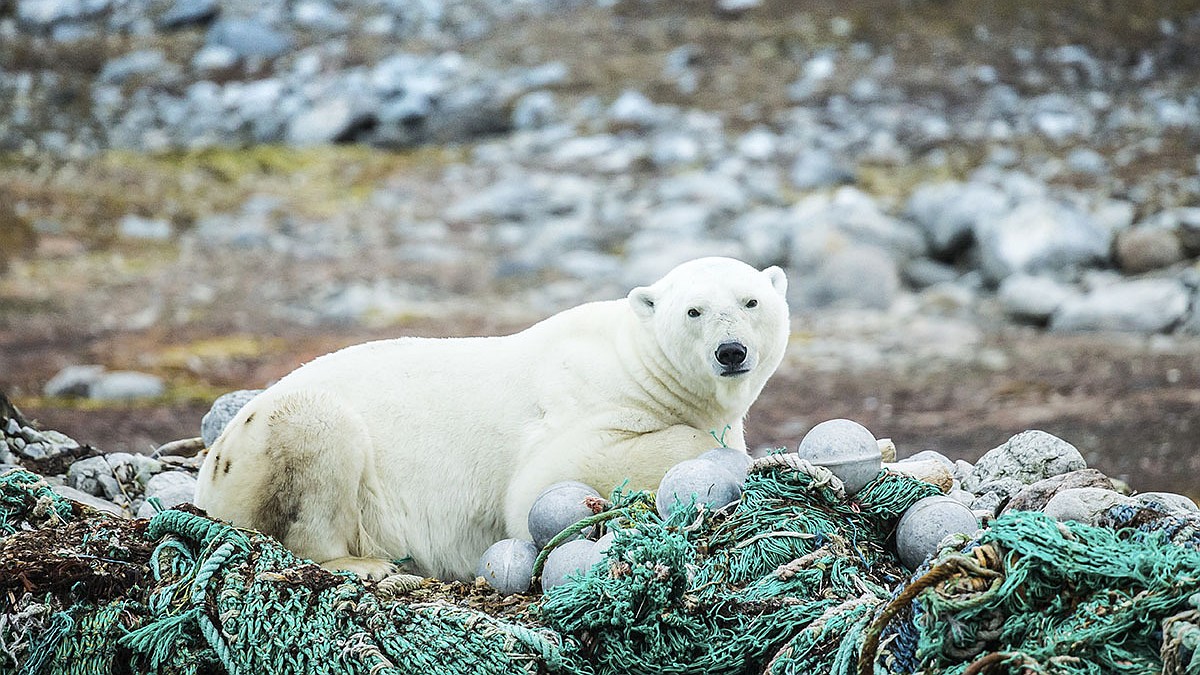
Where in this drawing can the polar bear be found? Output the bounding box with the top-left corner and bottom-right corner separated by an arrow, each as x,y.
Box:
194,257 -> 789,580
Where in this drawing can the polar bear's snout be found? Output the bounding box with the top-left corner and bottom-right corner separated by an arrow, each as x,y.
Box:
715,341 -> 750,376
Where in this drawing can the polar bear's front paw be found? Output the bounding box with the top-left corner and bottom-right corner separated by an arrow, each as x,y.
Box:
320,556 -> 400,580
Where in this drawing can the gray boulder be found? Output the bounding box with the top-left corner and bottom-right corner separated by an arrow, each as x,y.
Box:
997,274 -> 1080,323
974,199 -> 1111,283
906,181 -> 1010,258
962,430 -> 1086,494
285,97 -> 369,146
795,245 -> 900,310
1050,278 -> 1190,333
789,187 -> 927,269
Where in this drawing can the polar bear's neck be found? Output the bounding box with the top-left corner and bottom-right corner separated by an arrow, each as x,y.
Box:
617,313 -> 762,438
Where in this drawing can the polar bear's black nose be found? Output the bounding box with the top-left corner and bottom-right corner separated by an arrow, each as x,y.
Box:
715,341 -> 748,368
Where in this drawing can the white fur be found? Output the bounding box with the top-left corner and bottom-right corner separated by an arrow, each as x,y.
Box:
193,257 -> 790,580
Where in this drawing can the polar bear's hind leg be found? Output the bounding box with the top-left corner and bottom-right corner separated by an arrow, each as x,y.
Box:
203,389 -> 397,578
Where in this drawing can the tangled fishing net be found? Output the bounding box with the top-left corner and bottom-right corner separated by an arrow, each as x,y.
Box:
3,453 -> 1198,674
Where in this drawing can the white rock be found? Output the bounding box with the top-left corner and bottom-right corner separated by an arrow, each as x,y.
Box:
962,430 -> 1086,493
974,199 -> 1111,282
1050,278 -> 1190,333
997,274 -> 1080,322
89,371 -> 165,401
136,471 -> 197,517
1042,487 -> 1133,524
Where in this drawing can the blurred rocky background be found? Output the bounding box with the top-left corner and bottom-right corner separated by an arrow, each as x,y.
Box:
1,0 -> 1198,499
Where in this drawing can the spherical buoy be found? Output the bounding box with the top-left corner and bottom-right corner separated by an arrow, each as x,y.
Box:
699,447 -> 753,483
795,418 -> 882,495
476,538 -> 538,595
656,458 -> 742,519
541,539 -> 602,591
895,495 -> 980,570
528,481 -> 601,549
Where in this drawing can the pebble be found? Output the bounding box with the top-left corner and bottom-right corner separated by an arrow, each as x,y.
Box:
88,371 -> 165,401
205,19 -> 292,61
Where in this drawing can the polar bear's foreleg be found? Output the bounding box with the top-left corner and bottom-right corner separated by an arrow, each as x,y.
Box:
199,389 -> 398,579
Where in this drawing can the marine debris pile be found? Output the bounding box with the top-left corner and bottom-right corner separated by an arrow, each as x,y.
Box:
2,396 -> 1199,674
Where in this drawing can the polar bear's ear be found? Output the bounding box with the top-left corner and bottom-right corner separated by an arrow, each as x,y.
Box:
763,266 -> 788,297
628,286 -> 656,320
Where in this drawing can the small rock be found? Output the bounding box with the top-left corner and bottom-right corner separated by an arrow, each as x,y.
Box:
1135,492 -> 1198,513
98,50 -> 170,86
118,214 -> 172,240
51,484 -> 124,517
285,97 -> 367,146
1050,278 -> 1190,333
158,0 -> 218,30
67,455 -> 116,498
962,430 -> 1086,493
136,471 -> 197,518
1001,468 -> 1114,514
201,390 -> 262,448
1114,226 -> 1184,274
1042,487 -> 1133,524
512,91 -> 558,131
997,274 -> 1080,323
608,90 -> 661,130
206,19 -> 291,61
969,478 -> 1024,515
897,450 -> 956,473
16,0 -> 110,27
191,44 -> 238,72
789,149 -> 853,190
89,371 -> 165,401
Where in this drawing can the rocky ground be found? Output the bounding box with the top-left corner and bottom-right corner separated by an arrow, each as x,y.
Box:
1,0 -> 1199,499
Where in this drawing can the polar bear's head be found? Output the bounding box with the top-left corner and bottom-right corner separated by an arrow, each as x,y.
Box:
627,257 -> 789,394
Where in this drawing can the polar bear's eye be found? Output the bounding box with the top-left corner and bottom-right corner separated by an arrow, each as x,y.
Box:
745,299 -> 758,308
687,308 -> 702,318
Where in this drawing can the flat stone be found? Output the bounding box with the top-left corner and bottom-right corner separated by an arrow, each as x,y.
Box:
1042,487 -> 1134,524
997,274 -> 1079,323
51,484 -> 125,516
158,0 -> 218,30
136,470 -> 197,518
1001,468 -> 1114,514
1050,278 -> 1190,333
88,371 -> 165,401
44,364 -> 105,397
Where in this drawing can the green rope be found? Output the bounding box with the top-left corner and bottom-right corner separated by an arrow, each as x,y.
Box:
5,460 -> 1200,675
